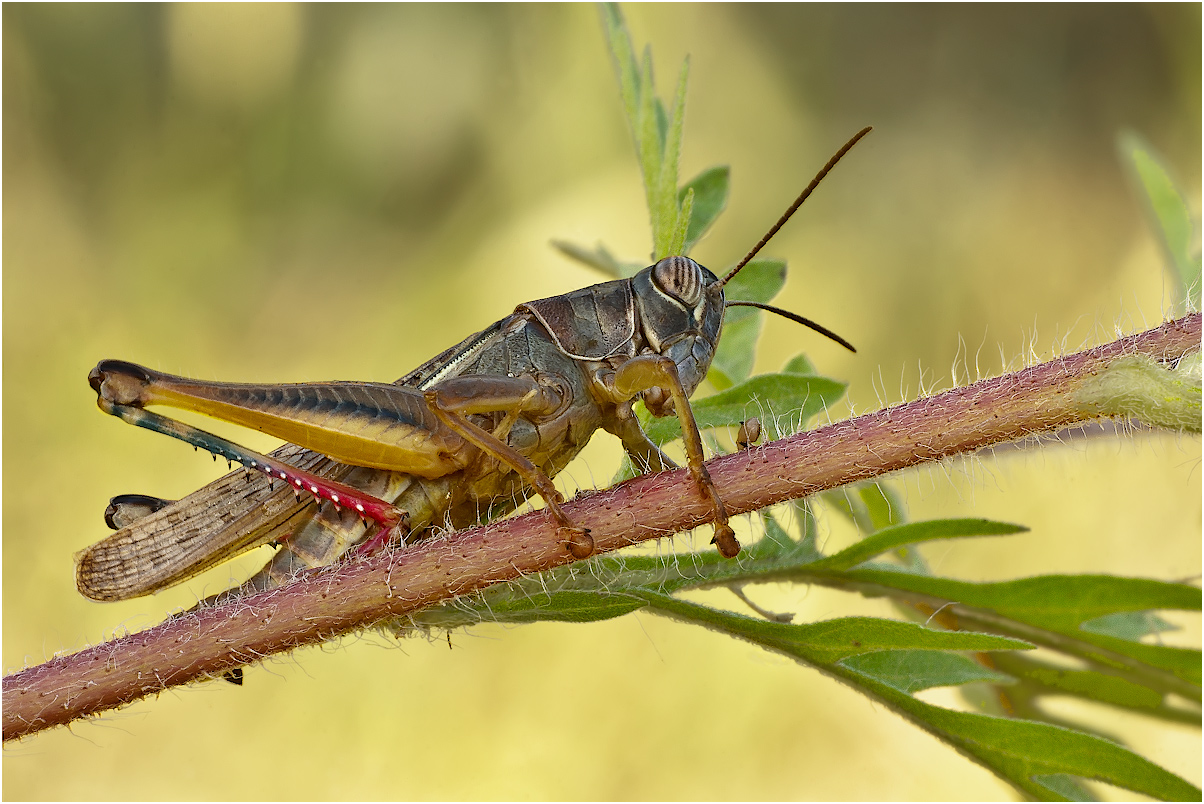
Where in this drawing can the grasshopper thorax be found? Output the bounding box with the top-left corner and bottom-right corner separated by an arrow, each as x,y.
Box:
632,256 -> 725,397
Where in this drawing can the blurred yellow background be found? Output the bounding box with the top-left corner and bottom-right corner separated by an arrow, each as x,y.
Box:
4,4 -> 1199,800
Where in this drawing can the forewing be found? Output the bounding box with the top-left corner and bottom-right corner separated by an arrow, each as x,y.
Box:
75,443 -> 343,601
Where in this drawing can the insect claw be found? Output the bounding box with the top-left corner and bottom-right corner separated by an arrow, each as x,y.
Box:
736,418 -> 762,450
710,523 -> 741,558
560,526 -> 594,559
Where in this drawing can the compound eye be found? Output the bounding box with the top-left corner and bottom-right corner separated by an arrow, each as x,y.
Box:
652,256 -> 704,306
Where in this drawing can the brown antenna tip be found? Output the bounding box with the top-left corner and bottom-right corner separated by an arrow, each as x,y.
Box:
720,126 -> 872,287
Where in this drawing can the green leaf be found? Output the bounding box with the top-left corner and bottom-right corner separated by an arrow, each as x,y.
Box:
782,352 -> 816,375
1080,610 -> 1180,641
550,240 -> 628,278
643,372 -> 847,445
599,4 -> 640,130
679,166 -> 730,254
601,3 -> 680,262
487,589 -> 647,623
722,256 -> 785,303
1028,775 -> 1094,802
990,652 -> 1168,714
604,6 -> 693,264
839,570 -> 1203,688
653,59 -> 690,259
810,518 -> 1028,573
840,649 -> 1014,694
399,520 -> 1199,798
859,481 -> 904,530
1119,131 -> 1201,306
642,596 -> 1200,802
667,186 -> 693,259
856,482 -> 934,572
707,258 -> 787,387
708,310 -> 761,389
652,93 -> 668,155
821,481 -> 909,536
786,499 -> 821,553
739,510 -> 823,566
636,49 -> 660,248
641,596 -> 1033,660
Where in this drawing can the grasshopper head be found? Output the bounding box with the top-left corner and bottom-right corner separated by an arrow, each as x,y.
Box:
632,255 -> 726,397
629,127 -> 873,399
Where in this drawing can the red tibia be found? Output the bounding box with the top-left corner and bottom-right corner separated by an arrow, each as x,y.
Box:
246,451 -> 404,529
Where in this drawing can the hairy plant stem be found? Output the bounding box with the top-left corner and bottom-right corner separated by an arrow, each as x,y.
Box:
4,314 -> 1199,741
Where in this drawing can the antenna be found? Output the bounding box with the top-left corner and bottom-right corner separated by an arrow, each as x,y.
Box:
718,126 -> 872,287
725,300 -> 856,353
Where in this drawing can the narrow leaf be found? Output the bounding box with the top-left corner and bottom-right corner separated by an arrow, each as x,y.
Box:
810,518 -> 1028,573
723,257 -> 785,303
840,649 -> 1015,694
839,570 -> 1202,687
599,3 -> 641,129
679,166 -> 730,254
653,58 -> 690,258
819,482 -> 909,537
666,187 -> 694,259
653,94 -> 668,156
488,589 -> 647,624
859,482 -> 904,531
1028,774 -> 1094,802
990,652 -> 1169,714
1119,131 -> 1201,306
708,310 -> 761,389
708,258 -> 787,387
637,47 -> 662,254
644,595 -> 1199,802
641,596 -> 1033,662
1080,610 -> 1180,641
551,240 -> 627,278
783,353 -> 816,375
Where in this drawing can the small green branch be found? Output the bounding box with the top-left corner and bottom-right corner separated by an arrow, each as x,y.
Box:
600,3 -> 692,260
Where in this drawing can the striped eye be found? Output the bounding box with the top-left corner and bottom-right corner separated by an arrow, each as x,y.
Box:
652,256 -> 704,306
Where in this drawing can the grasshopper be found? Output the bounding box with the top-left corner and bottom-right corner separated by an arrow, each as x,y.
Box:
76,128 -> 868,604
